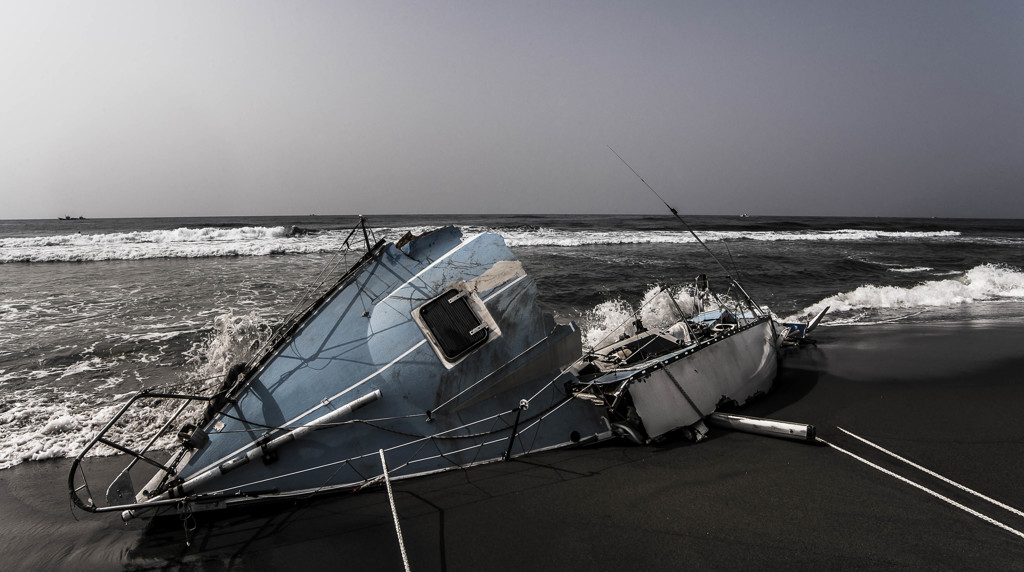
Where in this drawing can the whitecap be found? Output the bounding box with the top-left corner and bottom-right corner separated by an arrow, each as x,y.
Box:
580,286 -> 703,351
785,263 -> 1024,322
887,266 -> 934,273
0,225 -> 353,263
0,225 -> 968,262
0,308 -> 278,470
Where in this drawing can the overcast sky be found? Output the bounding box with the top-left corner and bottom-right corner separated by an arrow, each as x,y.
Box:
2,1 -> 1022,219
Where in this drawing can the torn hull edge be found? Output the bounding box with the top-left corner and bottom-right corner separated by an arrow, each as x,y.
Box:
570,312 -> 780,443
620,318 -> 778,438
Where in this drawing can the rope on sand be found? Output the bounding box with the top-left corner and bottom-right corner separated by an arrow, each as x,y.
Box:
380,449 -> 412,572
818,436 -> 1024,541
838,427 -> 1024,520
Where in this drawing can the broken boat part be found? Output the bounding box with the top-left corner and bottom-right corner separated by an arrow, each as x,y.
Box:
782,305 -> 830,344
706,412 -> 816,442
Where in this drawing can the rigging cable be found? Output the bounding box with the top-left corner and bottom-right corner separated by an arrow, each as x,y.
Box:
607,146 -> 763,316
607,145 -> 731,275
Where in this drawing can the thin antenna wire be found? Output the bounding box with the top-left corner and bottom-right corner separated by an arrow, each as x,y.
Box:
607,146 -> 763,315
607,145 -> 729,274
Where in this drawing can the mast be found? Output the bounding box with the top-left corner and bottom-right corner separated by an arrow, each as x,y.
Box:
607,146 -> 764,316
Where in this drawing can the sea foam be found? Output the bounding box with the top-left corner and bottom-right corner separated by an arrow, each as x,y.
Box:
0,309 -> 276,470
497,228 -> 961,248
786,263 -> 1024,322
580,286 -> 702,350
0,226 -> 334,263
0,390 -> 128,469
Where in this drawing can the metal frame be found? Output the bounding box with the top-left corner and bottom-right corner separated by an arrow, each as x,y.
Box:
67,390 -> 212,513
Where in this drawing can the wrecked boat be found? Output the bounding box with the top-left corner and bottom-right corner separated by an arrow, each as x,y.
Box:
69,220 -> 823,520
571,281 -> 781,443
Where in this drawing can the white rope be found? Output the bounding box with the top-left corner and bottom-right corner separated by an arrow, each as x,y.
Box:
818,437 -> 1024,540
838,427 -> 1024,520
380,449 -> 412,572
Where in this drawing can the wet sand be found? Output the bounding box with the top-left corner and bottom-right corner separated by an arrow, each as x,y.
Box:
4,321 -> 1024,571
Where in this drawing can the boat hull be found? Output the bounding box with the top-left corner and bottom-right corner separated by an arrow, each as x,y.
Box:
68,224 -> 801,521
627,319 -> 778,438
131,228 -> 609,510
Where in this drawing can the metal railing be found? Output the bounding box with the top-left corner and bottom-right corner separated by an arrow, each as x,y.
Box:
68,390 -> 212,514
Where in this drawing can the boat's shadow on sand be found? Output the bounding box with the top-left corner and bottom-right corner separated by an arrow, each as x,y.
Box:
734,343 -> 824,419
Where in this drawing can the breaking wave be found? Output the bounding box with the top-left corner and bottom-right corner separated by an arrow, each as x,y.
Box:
0,389 -> 130,470
580,286 -> 715,351
183,310 -> 276,384
0,310 -> 275,470
0,226 -> 341,263
1,225 -> 965,263
494,227 -> 960,248
786,264 -> 1024,323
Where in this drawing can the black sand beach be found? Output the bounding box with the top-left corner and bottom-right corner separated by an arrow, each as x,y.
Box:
4,321 -> 1024,571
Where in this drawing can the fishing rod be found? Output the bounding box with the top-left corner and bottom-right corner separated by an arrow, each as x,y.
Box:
607,146 -> 764,316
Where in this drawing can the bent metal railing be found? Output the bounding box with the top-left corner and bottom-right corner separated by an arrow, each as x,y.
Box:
68,390 -> 213,514
68,218 -> 387,517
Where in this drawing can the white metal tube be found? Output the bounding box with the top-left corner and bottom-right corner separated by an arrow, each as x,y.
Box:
707,412 -> 816,442
123,389 -> 382,520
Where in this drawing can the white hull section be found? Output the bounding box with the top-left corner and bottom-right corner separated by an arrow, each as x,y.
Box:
628,320 -> 778,438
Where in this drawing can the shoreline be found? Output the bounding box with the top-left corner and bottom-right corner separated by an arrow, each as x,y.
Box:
4,321 -> 1024,570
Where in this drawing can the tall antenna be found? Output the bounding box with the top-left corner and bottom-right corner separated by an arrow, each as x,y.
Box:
607,146 -> 763,315
607,146 -> 730,272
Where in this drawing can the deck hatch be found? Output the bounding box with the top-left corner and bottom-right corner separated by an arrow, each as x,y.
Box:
419,288 -> 488,360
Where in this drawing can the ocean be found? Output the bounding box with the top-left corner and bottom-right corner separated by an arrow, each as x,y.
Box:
2,214 -> 1024,570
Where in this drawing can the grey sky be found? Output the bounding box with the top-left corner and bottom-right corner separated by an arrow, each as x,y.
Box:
2,1 -> 1022,219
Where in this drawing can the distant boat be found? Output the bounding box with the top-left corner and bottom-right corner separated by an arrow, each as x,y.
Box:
58,215 -> 86,220
69,217 -> 826,521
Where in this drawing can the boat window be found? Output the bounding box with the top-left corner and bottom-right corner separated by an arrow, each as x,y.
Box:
418,289 -> 489,361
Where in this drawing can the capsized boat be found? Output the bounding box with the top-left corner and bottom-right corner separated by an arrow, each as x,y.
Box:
68,221 -> 824,520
